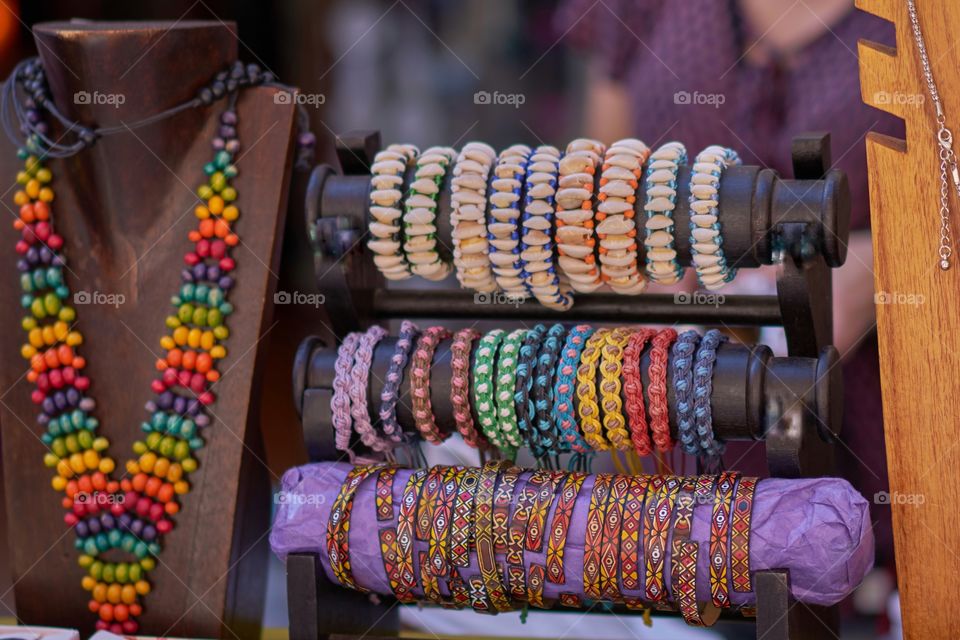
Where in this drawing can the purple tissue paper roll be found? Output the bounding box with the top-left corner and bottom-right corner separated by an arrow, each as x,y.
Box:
270,462 -> 874,607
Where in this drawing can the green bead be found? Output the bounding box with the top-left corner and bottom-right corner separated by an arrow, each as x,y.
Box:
213,325 -> 229,340
197,185 -> 214,200
132,440 -> 147,455
64,434 -> 79,453
165,315 -> 180,329
77,430 -> 93,449
221,186 -> 237,202
59,306 -> 76,322
215,150 -> 232,169
102,563 -> 115,584
207,309 -> 222,327
30,297 -> 46,318
20,273 -> 33,292
90,560 -> 103,581
51,438 -> 67,457
129,564 -> 142,582
115,563 -> 129,583
21,316 -> 37,331
178,304 -> 194,323
173,440 -> 190,460
159,436 -> 175,458
43,292 -> 60,315
192,307 -> 207,326
209,172 -> 227,193
146,432 -> 163,449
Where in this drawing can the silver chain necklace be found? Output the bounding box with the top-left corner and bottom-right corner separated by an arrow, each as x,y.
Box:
908,0 -> 957,270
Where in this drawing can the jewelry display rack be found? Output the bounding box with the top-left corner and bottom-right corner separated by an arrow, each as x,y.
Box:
285,131 -> 851,639
858,0 -> 960,636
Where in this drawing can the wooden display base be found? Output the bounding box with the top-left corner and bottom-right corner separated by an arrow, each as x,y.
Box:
0,21 -> 297,638
858,0 -> 960,637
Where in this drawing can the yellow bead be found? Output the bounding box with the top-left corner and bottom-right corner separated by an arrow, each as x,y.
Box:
36,168 -> 52,183
209,345 -> 226,359
38,187 -> 54,202
139,452 -> 157,474
207,195 -> 224,215
195,205 -> 210,219
82,449 -> 99,470
181,458 -> 198,473
126,461 -> 140,475
13,190 -> 28,206
54,321 -> 69,341
21,317 -> 37,331
99,458 -> 115,474
51,476 -> 67,491
153,457 -> 170,479
28,328 -> 44,348
174,480 -> 190,495
121,584 -> 137,604
139,557 -> 155,571
166,463 -> 183,482
41,325 -> 56,345
134,580 -> 150,596
222,205 -> 239,221
107,583 -> 122,604
93,583 -> 108,603
57,460 -> 74,478
43,452 -> 59,468
92,437 -> 110,451
81,576 -> 96,591
16,171 -> 29,185
21,344 -> 36,359
199,331 -> 215,351
24,179 -> 40,199
187,328 -> 201,349
66,331 -> 83,346
78,554 -> 94,568
160,335 -> 175,350
69,453 -> 86,474
173,326 -> 189,345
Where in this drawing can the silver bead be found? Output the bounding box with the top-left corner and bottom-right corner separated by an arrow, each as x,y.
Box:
941,259 -> 951,270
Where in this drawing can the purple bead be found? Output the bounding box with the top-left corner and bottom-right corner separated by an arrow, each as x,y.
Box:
144,400 -> 157,413
194,413 -> 210,427
219,125 -> 236,139
186,399 -> 201,416
101,513 -> 115,530
298,132 -> 317,147
221,110 -> 237,125
37,414 -> 48,425
53,391 -> 67,411
192,263 -> 207,280
142,525 -> 157,542
181,268 -> 195,283
212,137 -> 225,150
87,518 -> 101,535
16,259 -> 28,272
35,122 -> 48,135
156,391 -> 173,411
119,513 -> 132,529
79,397 -> 96,412
75,521 -> 89,538
25,247 -> 38,264
218,275 -> 234,290
66,387 -> 80,406
225,139 -> 240,154
130,519 -> 143,536
173,395 -> 187,415
42,397 -> 55,415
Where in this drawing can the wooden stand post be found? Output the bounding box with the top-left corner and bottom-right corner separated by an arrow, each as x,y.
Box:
0,21 -> 297,637
858,1 -> 960,637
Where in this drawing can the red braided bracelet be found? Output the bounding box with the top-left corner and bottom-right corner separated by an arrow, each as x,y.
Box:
411,326 -> 452,443
450,328 -> 487,449
648,328 -> 678,452
623,328 -> 657,456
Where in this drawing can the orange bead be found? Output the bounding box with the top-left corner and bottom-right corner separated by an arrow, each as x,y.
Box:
88,600 -> 100,613
44,349 -> 59,369
224,233 -> 239,246
72,356 -> 86,370
206,370 -> 220,383
165,501 -> 179,515
188,230 -> 201,242
157,484 -> 175,503
114,603 -> 129,622
166,348 -> 183,367
77,475 -> 93,494
34,201 -> 50,220
214,219 -> 230,238
92,583 -> 107,603
132,473 -> 147,493
599,177 -> 608,186
129,603 -> 143,617
581,201 -> 591,210
19,203 -> 35,223
195,353 -> 212,373
182,350 -> 196,370
57,345 -> 73,365
145,476 -> 162,497
92,472 -> 106,490
199,218 -> 215,238
106,480 -> 120,493
597,193 -> 607,202
99,603 -> 114,622
155,358 -> 167,371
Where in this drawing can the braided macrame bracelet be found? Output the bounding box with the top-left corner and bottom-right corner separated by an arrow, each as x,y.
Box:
648,328 -> 678,452
623,327 -> 657,456
576,328 -> 611,451
495,329 -> 527,450
514,324 -> 546,449
349,325 -> 389,452
332,332 -> 362,455
379,320 -> 419,443
690,145 -> 742,290
599,327 -> 632,450
694,328 -> 727,458
553,324 -> 594,454
473,329 -> 510,453
368,144 -> 419,280
644,141 -> 687,284
450,328 -> 487,449
410,326 -> 452,443
672,330 -> 702,455
533,323 -> 567,458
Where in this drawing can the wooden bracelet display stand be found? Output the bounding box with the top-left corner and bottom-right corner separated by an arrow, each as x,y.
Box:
858,1 -> 960,637
285,131 -> 851,639
0,21 -> 298,638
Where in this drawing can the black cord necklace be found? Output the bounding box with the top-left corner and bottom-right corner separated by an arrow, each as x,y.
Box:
1,57 -> 316,169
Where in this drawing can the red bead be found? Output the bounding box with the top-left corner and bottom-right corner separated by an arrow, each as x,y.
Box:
184,252 -> 200,266
47,233 -> 63,251
95,620 -> 108,631
198,391 -> 214,405
122,619 -> 139,634
30,389 -> 44,404
219,257 -> 235,271
74,376 -> 90,391
64,513 -> 78,526
196,239 -> 210,257
149,502 -> 164,521
177,369 -> 191,387
189,373 -> 206,393
62,366 -> 76,385
48,368 -> 63,388
34,221 -> 50,242
111,502 -> 125,516
162,368 -> 178,386
135,498 -> 150,516
150,379 -> 166,394
157,518 -> 173,534
109,622 -> 123,634
15,239 -> 28,254
210,239 -> 226,259
36,373 -> 50,392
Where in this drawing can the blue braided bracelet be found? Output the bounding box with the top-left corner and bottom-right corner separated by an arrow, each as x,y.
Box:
672,330 -> 702,455
532,323 -> 567,458
552,324 -> 594,454
693,328 -> 727,458
514,323 -> 546,449
378,320 -> 419,443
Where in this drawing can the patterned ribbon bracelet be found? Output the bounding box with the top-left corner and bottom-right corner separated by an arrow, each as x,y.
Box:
672,329 -> 702,455
378,320 -> 419,444
695,328 -> 727,459
710,471 -> 740,609
689,145 -> 741,290
731,475 -> 758,594
553,324 -> 594,454
623,327 -> 657,456
643,475 -> 681,603
410,326 -> 452,444
450,328 -> 487,449
648,328 -> 678,452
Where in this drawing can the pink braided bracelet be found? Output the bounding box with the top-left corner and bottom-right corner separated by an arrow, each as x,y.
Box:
410,326 -> 452,443
349,325 -> 389,452
450,328 -> 488,449
332,332 -> 362,455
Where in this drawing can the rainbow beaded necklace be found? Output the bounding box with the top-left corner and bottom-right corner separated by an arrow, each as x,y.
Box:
13,105 -> 242,634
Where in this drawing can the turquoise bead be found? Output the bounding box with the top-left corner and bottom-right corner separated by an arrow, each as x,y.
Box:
189,436 -> 204,450
107,529 -> 122,547
84,538 -> 99,556
215,150 -> 232,169
32,269 -> 47,289
223,164 -> 238,178
121,533 -> 136,553
134,541 -> 148,558
203,162 -> 217,176
21,294 -> 32,308
56,285 -> 69,300
95,533 -> 110,552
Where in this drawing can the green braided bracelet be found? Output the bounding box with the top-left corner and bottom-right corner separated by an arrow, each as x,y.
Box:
473,329 -> 510,452
495,328 -> 527,450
